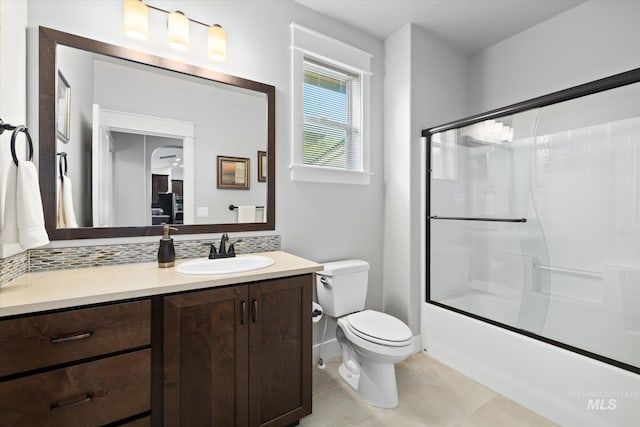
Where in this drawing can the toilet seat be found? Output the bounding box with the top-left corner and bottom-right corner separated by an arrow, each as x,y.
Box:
344,310 -> 413,347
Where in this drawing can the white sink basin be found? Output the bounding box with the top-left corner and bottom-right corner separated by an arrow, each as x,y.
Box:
175,255 -> 275,275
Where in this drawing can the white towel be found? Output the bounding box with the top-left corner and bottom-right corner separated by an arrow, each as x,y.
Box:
16,162 -> 50,249
0,163 -> 18,244
237,205 -> 256,223
57,176 -> 78,228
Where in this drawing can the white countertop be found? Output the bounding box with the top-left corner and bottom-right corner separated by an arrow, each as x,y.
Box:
0,251 -> 322,317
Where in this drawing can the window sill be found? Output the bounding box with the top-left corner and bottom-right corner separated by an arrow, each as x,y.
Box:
290,164 -> 372,185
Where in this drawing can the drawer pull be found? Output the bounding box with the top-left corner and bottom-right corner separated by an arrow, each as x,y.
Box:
50,329 -> 95,344
50,392 -> 95,411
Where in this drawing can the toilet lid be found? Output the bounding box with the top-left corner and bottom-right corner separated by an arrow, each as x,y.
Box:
345,310 -> 413,346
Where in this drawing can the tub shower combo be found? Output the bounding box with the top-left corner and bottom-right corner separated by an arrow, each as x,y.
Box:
425,68 -> 640,374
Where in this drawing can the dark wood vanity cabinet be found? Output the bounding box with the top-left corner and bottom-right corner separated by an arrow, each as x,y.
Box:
163,274 -> 312,427
163,285 -> 249,426
0,272 -> 313,426
0,300 -> 152,426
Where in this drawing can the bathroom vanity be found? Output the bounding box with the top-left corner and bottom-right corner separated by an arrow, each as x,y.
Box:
0,251 -> 320,426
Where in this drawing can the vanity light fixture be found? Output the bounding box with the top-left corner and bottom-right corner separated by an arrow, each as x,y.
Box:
167,11 -> 189,51
123,0 -> 227,61
123,0 -> 149,40
208,24 -> 227,61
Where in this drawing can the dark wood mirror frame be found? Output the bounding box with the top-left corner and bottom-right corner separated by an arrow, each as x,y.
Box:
39,26 -> 275,240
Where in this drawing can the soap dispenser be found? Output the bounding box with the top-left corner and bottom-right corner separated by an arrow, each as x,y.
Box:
158,224 -> 178,268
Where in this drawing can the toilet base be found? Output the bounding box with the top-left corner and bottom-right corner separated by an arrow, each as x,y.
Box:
338,362 -> 360,390
338,358 -> 399,409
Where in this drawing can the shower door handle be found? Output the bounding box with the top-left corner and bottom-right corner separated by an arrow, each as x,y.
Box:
430,216 -> 527,223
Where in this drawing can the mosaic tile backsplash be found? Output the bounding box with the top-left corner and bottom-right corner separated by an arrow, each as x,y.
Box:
0,251 -> 29,286
0,236 -> 281,283
28,235 -> 281,272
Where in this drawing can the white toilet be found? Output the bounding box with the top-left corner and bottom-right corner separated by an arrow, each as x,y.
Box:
316,260 -> 414,408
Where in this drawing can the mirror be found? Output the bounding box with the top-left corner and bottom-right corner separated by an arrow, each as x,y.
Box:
39,27 -> 275,240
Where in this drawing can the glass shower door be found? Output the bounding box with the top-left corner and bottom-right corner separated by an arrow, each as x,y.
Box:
428,110 -> 551,334
426,72 -> 640,373
528,82 -> 640,370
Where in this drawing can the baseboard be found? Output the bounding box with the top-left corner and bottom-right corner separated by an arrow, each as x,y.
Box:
313,338 -> 340,365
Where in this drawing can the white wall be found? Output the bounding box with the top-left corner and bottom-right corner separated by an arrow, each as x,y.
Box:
425,1 -> 640,426
383,23 -> 469,333
111,132 -> 146,226
469,0 -> 640,114
23,0 -> 385,349
0,0 -> 27,258
383,25 -> 412,329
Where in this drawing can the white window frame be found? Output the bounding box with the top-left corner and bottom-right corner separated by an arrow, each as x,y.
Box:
290,23 -> 372,185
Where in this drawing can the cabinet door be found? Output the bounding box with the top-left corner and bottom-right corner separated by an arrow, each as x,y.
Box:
248,275 -> 312,427
164,286 -> 249,426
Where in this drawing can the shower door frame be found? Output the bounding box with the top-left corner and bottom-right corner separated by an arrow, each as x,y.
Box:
422,66 -> 640,376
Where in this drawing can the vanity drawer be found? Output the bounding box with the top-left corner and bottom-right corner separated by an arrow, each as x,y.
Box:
122,415 -> 151,426
0,300 -> 150,377
0,349 -> 150,426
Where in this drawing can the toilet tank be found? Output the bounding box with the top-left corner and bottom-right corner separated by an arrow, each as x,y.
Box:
316,260 -> 369,317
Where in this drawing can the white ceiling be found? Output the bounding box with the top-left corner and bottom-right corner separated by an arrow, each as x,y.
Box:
295,0 -> 585,53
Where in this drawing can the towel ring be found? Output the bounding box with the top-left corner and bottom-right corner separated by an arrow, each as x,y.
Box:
58,152 -> 68,178
10,126 -> 34,166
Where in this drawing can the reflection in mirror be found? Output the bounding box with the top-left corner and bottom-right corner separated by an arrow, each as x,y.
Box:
104,134 -> 185,228
40,27 -> 275,240
151,145 -> 184,226
58,45 -> 266,228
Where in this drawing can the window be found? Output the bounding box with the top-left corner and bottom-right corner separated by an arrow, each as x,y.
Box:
291,24 -> 372,185
303,59 -> 361,170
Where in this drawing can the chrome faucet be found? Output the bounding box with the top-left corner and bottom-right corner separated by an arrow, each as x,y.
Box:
207,233 -> 243,259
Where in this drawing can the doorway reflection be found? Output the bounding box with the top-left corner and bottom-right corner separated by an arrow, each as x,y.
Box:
151,146 -> 184,225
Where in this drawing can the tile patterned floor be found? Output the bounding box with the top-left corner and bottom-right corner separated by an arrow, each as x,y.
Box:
301,353 -> 558,427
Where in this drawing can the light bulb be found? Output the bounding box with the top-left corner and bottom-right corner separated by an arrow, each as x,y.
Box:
168,11 -> 189,51
208,24 -> 227,61
124,0 -> 149,40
